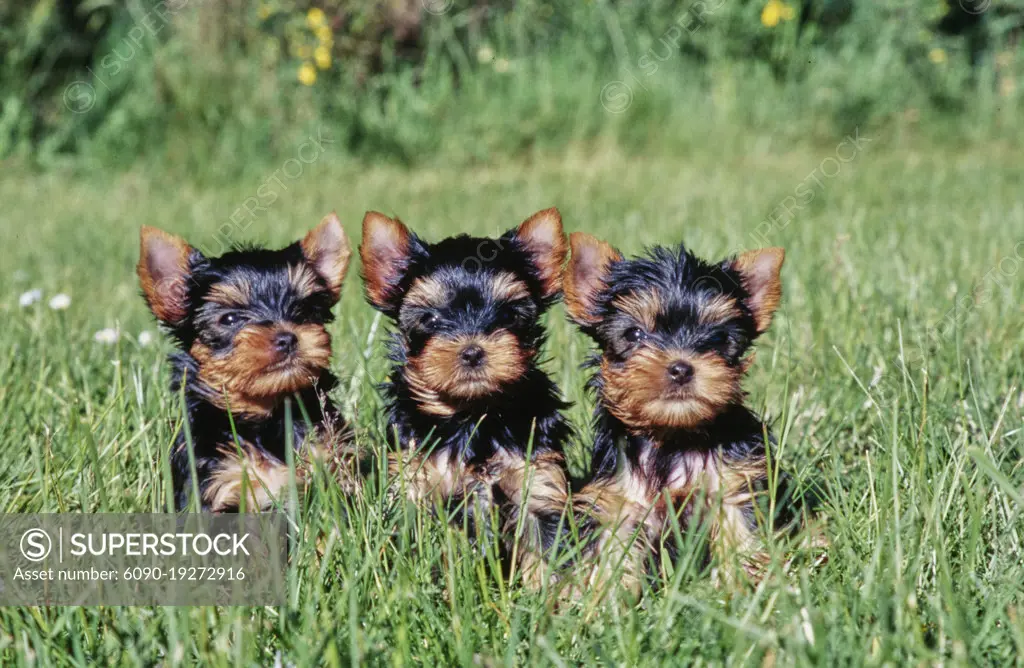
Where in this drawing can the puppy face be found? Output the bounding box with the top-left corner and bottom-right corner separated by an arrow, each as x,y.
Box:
360,209 -> 566,414
565,233 -> 784,431
138,213 -> 351,415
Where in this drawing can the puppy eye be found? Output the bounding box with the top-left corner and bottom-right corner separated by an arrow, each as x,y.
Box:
706,331 -> 729,347
219,312 -> 243,327
624,326 -> 645,343
419,312 -> 440,330
495,309 -> 518,328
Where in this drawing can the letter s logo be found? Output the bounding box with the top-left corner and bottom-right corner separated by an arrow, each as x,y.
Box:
20,529 -> 52,562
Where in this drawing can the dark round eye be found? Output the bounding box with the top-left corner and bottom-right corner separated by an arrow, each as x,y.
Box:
624,327 -> 645,343
706,331 -> 729,347
495,309 -> 517,328
219,312 -> 242,327
419,312 -> 440,330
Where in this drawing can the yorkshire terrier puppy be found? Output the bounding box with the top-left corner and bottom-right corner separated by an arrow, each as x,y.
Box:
138,214 -> 354,511
565,234 -> 803,593
360,208 -> 572,580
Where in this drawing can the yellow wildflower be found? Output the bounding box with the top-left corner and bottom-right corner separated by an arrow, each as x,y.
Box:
928,47 -> 947,64
761,0 -> 795,28
314,45 -> 331,70
257,4 -> 272,20
316,25 -> 333,44
306,7 -> 326,29
298,62 -> 317,86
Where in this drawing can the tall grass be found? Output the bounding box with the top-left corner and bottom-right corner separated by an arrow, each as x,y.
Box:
2,0 -> 1022,175
0,134 -> 1022,664
1,1 -> 1022,664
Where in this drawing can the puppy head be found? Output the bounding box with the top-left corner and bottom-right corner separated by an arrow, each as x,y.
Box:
565,233 -> 784,431
360,208 -> 566,414
138,213 -> 351,416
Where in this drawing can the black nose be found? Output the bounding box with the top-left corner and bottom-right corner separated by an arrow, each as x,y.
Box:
667,361 -> 694,385
459,344 -> 486,368
274,331 -> 298,355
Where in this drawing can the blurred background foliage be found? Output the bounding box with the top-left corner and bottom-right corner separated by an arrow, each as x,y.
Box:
1,0 -> 1022,177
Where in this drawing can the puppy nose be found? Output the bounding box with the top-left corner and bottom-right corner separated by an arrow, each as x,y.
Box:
667,361 -> 694,385
459,344 -> 486,368
274,331 -> 299,355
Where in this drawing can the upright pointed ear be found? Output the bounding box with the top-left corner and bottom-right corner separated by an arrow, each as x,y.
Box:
564,232 -> 622,326
360,211 -> 412,311
137,226 -> 193,326
728,247 -> 785,333
301,212 -> 351,303
514,207 -> 567,299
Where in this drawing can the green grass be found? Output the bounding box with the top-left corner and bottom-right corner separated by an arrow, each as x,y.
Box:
1,132 -> 1023,665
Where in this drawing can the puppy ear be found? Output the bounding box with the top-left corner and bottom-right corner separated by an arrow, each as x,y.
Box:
564,232 -> 622,326
138,226 -> 193,326
301,212 -> 351,303
360,211 -> 412,310
728,247 -> 785,333
514,207 -> 567,299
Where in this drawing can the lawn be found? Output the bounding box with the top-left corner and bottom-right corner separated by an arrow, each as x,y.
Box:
1,134 -> 1023,665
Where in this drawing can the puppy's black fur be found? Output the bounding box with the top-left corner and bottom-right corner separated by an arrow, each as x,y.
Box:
138,215 -> 353,511
565,235 -> 816,594
360,209 -> 572,582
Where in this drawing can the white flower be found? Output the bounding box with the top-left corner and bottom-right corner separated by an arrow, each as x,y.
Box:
494,58 -> 510,73
868,364 -> 883,388
94,328 -> 120,344
19,289 -> 42,307
476,46 -> 494,64
137,330 -> 154,347
48,293 -> 71,310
